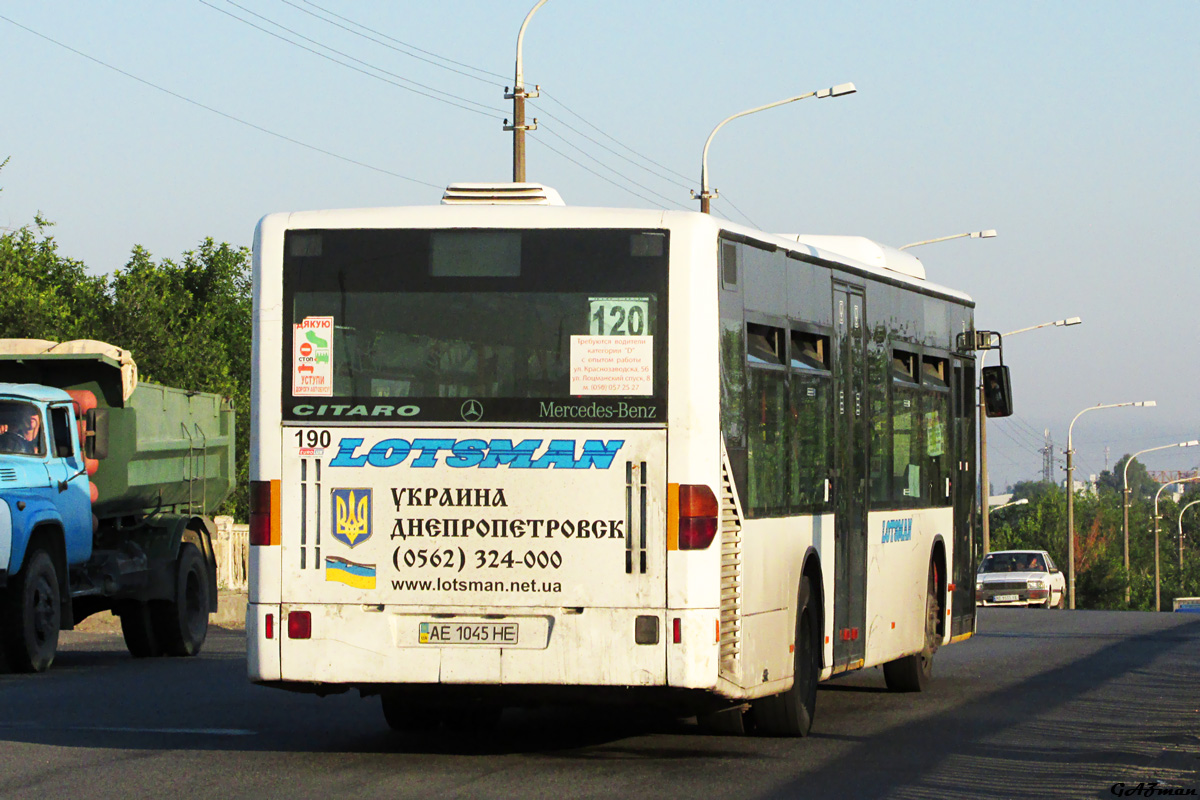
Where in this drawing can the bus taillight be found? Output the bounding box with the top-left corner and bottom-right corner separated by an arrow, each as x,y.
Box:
250,480 -> 280,546
678,484 -> 718,550
287,611 -> 311,639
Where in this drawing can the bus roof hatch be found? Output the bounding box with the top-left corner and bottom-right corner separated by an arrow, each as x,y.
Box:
441,182 -> 566,206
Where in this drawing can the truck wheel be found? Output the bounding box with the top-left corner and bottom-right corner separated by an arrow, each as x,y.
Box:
118,602 -> 163,658
753,575 -> 820,736
3,549 -> 61,673
884,566 -> 939,692
151,544 -> 209,657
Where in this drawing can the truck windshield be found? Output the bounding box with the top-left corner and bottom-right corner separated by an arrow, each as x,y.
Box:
282,228 -> 669,424
0,400 -> 44,456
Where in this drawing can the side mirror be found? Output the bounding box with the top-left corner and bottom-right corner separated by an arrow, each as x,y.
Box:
85,408 -> 110,459
981,365 -> 1013,417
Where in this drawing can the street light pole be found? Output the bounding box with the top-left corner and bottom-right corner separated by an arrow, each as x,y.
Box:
695,83 -> 856,213
978,317 -> 1080,554
1154,477 -> 1200,611
1181,499 -> 1200,574
506,0 -> 549,183
1066,400 -> 1156,609
1123,440 -> 1199,604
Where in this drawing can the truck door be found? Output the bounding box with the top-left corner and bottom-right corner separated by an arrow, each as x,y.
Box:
46,404 -> 92,563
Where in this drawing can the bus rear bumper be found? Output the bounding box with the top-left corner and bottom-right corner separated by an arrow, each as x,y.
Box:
253,602 -> 724,689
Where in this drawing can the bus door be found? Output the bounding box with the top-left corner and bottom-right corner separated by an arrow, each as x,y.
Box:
832,283 -> 867,669
951,357 -> 977,636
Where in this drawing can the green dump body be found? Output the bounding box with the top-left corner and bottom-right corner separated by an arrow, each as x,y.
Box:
0,346 -> 235,519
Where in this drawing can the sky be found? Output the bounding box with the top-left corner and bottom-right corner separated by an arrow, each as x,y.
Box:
1,1 -> 1197,491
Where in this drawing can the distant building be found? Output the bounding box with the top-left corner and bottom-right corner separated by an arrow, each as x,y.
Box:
1061,475 -> 1097,496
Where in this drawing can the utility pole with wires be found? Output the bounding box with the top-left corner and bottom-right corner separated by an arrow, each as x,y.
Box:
505,0 -> 548,182
1042,430 -> 1054,484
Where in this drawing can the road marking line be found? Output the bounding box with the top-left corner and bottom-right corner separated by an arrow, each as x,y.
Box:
0,723 -> 255,736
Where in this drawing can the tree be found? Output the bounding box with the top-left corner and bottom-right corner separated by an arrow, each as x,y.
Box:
1096,455 -> 1159,500
0,217 -> 107,341
105,240 -> 252,519
0,215 -> 251,519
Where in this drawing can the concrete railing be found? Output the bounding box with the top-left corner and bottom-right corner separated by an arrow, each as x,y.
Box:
213,515 -> 249,591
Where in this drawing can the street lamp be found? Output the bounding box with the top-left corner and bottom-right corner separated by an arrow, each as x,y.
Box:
505,0 -> 550,182
1154,477 -> 1200,611
979,317 -> 1081,555
898,230 -> 997,250
1181,498 -> 1200,574
1122,440 -> 1199,604
1066,400 -> 1156,609
695,83 -> 857,213
990,498 -> 1029,513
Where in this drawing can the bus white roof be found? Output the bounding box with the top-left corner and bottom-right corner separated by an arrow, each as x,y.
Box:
260,186 -> 972,305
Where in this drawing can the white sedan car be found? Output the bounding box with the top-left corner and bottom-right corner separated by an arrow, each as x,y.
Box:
976,549 -> 1067,609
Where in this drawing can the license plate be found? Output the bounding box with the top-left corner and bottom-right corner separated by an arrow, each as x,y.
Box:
419,621 -> 519,645
993,594 -> 1019,602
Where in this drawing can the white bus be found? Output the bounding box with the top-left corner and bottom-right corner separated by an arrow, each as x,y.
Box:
247,183 -> 979,736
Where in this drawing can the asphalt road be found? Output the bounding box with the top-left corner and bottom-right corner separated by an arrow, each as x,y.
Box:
1,609 -> 1197,800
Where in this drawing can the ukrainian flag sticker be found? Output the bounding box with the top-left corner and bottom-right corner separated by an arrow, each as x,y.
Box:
325,556 -> 377,590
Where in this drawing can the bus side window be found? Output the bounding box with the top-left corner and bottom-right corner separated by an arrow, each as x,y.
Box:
892,350 -> 922,505
745,322 -> 787,516
868,330 -> 892,507
789,328 -> 832,512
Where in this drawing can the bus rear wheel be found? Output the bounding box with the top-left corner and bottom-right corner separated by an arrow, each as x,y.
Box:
753,576 -> 819,736
884,566 -> 939,692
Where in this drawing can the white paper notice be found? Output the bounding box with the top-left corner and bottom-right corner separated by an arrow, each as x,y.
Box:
293,316 -> 334,396
570,335 -> 653,395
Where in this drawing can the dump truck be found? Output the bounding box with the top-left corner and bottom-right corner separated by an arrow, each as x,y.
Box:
0,339 -> 235,672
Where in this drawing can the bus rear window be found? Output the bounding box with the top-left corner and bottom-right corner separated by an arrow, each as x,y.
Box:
282,228 -> 668,424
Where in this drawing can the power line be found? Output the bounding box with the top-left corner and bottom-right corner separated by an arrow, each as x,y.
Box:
528,137 -> 677,210
289,1 -> 705,206
530,97 -> 694,191
295,0 -> 509,84
995,419 -> 1050,453
715,194 -> 761,229
214,2 -> 699,209
991,423 -> 1048,461
0,14 -> 441,189
202,0 -> 505,118
537,91 -> 694,185
537,124 -> 689,210
1007,413 -> 1049,445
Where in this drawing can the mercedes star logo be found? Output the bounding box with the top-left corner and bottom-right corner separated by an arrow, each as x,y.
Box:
460,399 -> 484,422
